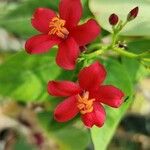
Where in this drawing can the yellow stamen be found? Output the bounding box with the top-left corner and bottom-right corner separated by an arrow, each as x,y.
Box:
77,91 -> 95,115
49,17 -> 69,39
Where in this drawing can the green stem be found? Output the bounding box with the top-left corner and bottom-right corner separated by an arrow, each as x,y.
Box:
87,43 -> 102,52
138,51 -> 150,58
111,33 -> 118,46
111,20 -> 128,46
113,46 -> 150,62
120,21 -> 128,30
82,45 -> 109,59
142,58 -> 150,62
79,16 -> 150,64
113,47 -> 138,58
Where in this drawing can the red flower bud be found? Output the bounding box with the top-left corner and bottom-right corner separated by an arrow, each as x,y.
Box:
109,13 -> 119,25
127,7 -> 139,21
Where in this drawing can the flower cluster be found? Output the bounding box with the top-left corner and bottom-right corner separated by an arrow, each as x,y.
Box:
25,0 -> 125,128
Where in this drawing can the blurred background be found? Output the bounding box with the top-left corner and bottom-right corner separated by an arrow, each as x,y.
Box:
0,0 -> 150,150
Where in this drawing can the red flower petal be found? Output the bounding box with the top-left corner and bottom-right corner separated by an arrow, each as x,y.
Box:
32,8 -> 56,33
56,37 -> 80,70
25,34 -> 61,54
59,0 -> 82,29
47,81 -> 81,97
54,96 -> 79,122
78,61 -> 106,91
94,85 -> 124,108
71,19 -> 101,46
81,103 -> 106,128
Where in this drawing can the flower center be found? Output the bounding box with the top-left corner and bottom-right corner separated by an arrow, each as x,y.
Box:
49,17 -> 69,39
77,91 -> 95,115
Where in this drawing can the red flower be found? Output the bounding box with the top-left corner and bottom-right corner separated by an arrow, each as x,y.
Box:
47,62 -> 124,128
25,0 -> 100,70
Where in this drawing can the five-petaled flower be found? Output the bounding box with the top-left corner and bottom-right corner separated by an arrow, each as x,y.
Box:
25,0 -> 100,70
47,62 -> 124,128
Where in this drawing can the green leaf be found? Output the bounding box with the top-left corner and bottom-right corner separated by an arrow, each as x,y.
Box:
0,17 -> 37,38
89,0 -> 150,36
0,49 -> 74,102
122,39 -> 150,82
52,127 -> 90,150
38,111 -> 90,150
0,0 -> 59,38
5,0 -> 59,18
13,136 -> 36,150
38,111 -> 79,132
91,59 -> 133,150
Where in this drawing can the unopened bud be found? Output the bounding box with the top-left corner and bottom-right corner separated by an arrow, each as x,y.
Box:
109,13 -> 119,25
127,7 -> 139,21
